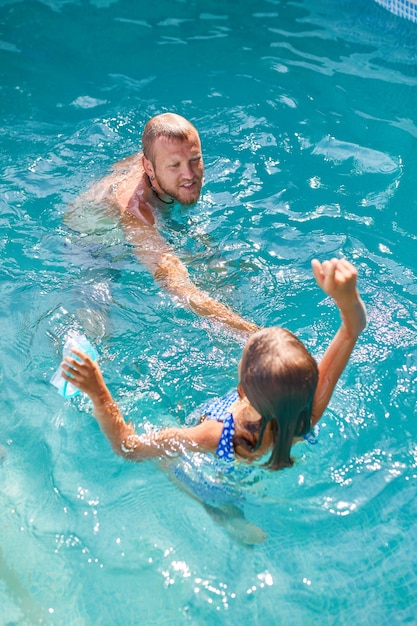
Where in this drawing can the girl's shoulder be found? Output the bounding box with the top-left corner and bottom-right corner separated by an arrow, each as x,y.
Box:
179,419 -> 224,454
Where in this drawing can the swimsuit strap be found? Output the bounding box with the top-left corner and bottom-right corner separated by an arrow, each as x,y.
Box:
215,413 -> 235,461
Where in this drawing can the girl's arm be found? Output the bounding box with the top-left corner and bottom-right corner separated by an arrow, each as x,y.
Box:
61,350 -> 222,460
310,258 -> 367,426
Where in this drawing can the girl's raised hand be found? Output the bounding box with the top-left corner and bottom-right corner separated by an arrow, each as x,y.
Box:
312,258 -> 358,306
311,258 -> 366,336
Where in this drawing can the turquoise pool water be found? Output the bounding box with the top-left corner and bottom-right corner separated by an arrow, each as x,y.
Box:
1,0 -> 417,624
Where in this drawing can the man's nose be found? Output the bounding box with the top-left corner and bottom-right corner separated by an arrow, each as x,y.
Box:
180,162 -> 194,179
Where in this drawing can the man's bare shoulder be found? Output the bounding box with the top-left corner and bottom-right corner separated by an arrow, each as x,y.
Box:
74,152 -> 144,208
111,151 -> 143,173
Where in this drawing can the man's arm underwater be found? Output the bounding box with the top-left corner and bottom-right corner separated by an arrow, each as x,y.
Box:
121,211 -> 259,333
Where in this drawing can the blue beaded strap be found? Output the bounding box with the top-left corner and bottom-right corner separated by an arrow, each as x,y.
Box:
304,424 -> 320,445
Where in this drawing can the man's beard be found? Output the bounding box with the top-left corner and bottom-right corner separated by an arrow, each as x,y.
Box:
154,175 -> 203,206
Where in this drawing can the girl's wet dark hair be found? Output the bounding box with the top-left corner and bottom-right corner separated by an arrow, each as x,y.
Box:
239,327 -> 318,470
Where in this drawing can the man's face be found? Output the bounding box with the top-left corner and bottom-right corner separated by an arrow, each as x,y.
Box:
145,132 -> 204,206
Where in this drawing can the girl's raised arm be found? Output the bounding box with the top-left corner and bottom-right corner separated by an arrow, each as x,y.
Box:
310,258 -> 367,426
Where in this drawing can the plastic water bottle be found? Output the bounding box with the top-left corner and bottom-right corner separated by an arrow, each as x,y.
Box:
50,330 -> 98,398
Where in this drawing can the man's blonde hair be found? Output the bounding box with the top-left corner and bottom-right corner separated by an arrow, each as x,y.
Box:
142,113 -> 199,164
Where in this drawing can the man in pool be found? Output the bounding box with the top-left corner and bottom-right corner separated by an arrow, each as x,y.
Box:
73,112 -> 258,334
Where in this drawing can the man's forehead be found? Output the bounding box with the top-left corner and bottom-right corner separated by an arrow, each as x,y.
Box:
154,134 -> 202,159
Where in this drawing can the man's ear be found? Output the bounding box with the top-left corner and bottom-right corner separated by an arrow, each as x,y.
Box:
142,154 -> 155,179
237,383 -> 245,399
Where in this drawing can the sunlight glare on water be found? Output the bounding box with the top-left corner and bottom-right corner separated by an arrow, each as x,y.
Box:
0,0 -> 417,624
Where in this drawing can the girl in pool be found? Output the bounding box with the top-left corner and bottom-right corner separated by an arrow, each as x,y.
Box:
61,258 -> 366,470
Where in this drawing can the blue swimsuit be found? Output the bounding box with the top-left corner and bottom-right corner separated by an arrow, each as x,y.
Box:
201,390 -> 238,461
200,390 -> 319,462
171,392 -> 319,508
